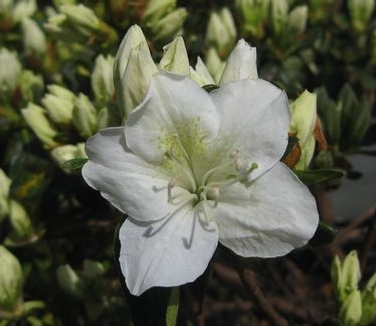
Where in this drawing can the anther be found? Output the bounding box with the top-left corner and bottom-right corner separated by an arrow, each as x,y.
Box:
234,158 -> 244,172
229,149 -> 239,158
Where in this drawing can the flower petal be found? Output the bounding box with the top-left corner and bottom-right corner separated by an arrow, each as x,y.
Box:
219,39 -> 258,86
215,162 -> 318,257
82,127 -> 189,221
119,203 -> 219,295
125,72 -> 220,164
209,78 -> 290,180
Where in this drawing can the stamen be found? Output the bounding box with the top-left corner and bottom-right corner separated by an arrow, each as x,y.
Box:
209,187 -> 220,208
168,177 -> 178,203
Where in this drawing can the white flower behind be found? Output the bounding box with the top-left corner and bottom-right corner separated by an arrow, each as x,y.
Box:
82,41 -> 319,296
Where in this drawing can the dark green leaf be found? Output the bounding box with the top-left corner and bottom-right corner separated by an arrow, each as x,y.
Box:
294,169 -> 344,185
202,84 -> 219,93
282,136 -> 299,159
308,221 -> 337,247
62,158 -> 88,170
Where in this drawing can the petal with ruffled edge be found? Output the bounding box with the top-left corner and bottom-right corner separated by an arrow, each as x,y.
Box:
219,39 -> 258,86
206,78 -> 290,181
125,72 -> 220,164
119,202 -> 219,295
215,162 -> 319,257
82,127 -> 190,222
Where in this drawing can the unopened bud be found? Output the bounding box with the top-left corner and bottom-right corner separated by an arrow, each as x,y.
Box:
91,54 -> 115,104
12,0 -> 36,22
150,8 -> 188,42
348,0 -> 375,33
205,47 -> 225,84
22,103 -> 59,149
18,70 -> 44,103
219,39 -> 258,86
60,4 -> 100,36
331,251 -> 361,303
206,8 -> 236,55
289,90 -> 317,170
159,37 -> 190,75
56,264 -> 83,298
72,94 -> 98,137
0,48 -> 22,97
0,169 -> 11,222
339,290 -> 362,326
42,85 -> 76,125
21,17 -> 47,56
360,272 -> 376,325
270,0 -> 289,35
0,246 -> 23,311
286,5 -> 307,35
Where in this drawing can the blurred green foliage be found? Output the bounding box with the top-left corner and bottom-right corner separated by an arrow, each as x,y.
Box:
0,0 -> 375,325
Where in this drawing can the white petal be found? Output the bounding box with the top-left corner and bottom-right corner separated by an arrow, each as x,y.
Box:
215,162 -> 319,257
82,127 -> 189,221
125,72 -> 219,164
219,39 -> 258,86
209,78 -> 290,180
119,202 -> 219,295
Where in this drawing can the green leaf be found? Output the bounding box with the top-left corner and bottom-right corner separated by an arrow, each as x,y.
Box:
281,136 -> 299,159
202,84 -> 219,93
294,169 -> 344,185
166,287 -> 180,326
61,158 -> 88,170
308,221 -> 337,247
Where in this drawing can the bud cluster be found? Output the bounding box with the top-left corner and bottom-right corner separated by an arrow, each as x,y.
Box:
331,251 -> 376,325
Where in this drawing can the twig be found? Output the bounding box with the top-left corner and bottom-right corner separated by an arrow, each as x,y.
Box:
226,250 -> 288,326
360,207 -> 376,274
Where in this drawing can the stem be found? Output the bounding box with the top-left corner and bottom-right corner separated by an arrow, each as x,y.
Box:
226,250 -> 288,326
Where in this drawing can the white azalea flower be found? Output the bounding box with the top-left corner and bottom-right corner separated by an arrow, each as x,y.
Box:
82,70 -> 319,295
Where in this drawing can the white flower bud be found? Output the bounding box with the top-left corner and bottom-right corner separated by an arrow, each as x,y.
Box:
205,47 -> 225,84
12,0 -> 36,22
286,5 -> 307,35
150,8 -> 188,42
56,264 -> 83,298
91,54 -> 115,104
0,246 -> 23,311
72,93 -> 98,137
142,0 -> 175,26
60,4 -> 100,36
0,169 -> 11,222
22,103 -> 59,149
289,90 -> 317,170
8,200 -> 33,240
18,70 -> 44,103
42,85 -> 76,126
0,48 -> 22,96
348,0 -> 375,32
339,290 -> 362,326
51,143 -> 87,171
114,26 -> 158,118
21,17 -> 47,56
206,8 -> 236,55
270,0 -> 289,35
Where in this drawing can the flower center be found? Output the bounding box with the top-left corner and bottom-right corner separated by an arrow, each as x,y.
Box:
163,134 -> 258,212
